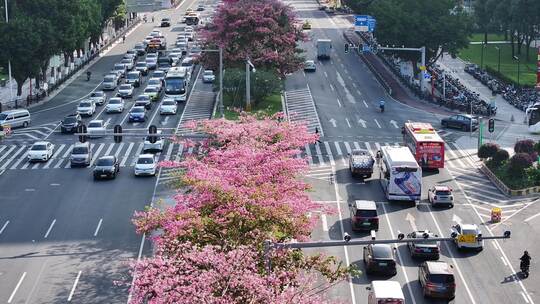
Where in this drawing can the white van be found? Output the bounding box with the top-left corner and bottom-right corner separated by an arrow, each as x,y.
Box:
367,280 -> 405,304
377,146 -> 421,202
0,109 -> 31,128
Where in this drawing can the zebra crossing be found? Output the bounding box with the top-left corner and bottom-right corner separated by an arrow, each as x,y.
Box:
175,90 -> 215,135
285,86 -> 322,135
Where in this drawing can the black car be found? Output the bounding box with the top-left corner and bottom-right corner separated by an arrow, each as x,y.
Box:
441,114 -> 478,131
349,200 -> 378,232
93,156 -> 119,180
135,95 -> 152,110
60,113 -> 82,133
161,18 -> 171,27
363,244 -> 397,276
134,43 -> 147,56
407,230 -> 440,260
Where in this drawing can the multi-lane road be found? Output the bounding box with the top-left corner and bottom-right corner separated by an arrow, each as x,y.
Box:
287,0 -> 539,303
1,0 -> 540,303
0,0 -> 217,303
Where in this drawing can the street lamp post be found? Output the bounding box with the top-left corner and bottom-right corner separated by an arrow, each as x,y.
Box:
513,55 -> 520,86
480,42 -> 486,70
4,0 -> 14,103
245,58 -> 255,111
495,46 -> 501,73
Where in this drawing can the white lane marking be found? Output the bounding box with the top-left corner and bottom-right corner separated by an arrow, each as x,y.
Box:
500,256 -> 508,266
335,142 -> 347,166
44,219 -> 56,239
364,142 -> 374,157
521,292 -> 530,304
89,143 -> 105,167
329,84 -> 335,91
43,144 -> 66,169
374,118 -> 381,128
58,145 -> 74,168
2,146 -> 27,169
321,214 -> 328,231
31,161 -> 41,170
7,272 -> 27,303
0,220 -> 10,234
304,144 -> 313,166
120,142 -> 135,167
324,141 -> 335,167
50,183 -> 60,186
314,142 -> 325,167
114,142 -> 125,159
94,218 -> 103,237
363,100 -> 369,108
164,142 -> 174,161
330,165 -> 356,304
380,203 -> 417,304
356,90 -> 362,96
323,71 -> 328,78
67,271 -> 82,302
103,143 -> 115,157
344,142 -> 352,154
345,118 -> 351,128
0,146 -> 16,164
426,206 -> 477,304
524,211 -> 540,222
336,98 -> 342,107
374,142 -> 381,153
11,148 -> 30,170
24,188 -> 35,192
130,143 -> 145,166
43,123 -> 61,140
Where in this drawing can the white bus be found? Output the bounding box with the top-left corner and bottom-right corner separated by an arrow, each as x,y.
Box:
164,67 -> 190,102
378,146 -> 422,202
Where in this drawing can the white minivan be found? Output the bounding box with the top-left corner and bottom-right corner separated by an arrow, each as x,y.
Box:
0,109 -> 31,128
367,280 -> 405,304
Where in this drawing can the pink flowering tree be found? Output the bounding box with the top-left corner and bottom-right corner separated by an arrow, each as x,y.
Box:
130,114 -> 355,302
200,0 -> 306,77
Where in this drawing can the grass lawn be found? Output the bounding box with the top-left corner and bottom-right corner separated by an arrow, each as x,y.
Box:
458,43 -> 537,86
469,33 -> 506,42
218,94 -> 283,120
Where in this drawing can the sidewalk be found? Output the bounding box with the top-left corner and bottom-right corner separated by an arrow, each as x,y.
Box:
437,54 -> 527,124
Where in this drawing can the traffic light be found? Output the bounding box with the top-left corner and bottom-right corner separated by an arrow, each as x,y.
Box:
114,125 -> 122,143
78,124 -> 87,143
148,125 -> 157,143
488,118 -> 495,133
344,43 -> 349,53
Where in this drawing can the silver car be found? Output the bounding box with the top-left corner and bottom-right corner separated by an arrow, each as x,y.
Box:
143,131 -> 164,152
428,185 -> 454,207
87,120 -> 106,138
117,84 -> 134,98
105,97 -> 125,113
160,98 -> 178,115
90,91 -> 106,106
70,142 -> 92,167
77,99 -> 96,116
102,74 -> 118,91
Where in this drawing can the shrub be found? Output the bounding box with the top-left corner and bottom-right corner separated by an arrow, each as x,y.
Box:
534,141 -> 540,153
492,149 -> 510,165
514,139 -> 535,155
478,143 -> 499,159
526,167 -> 540,186
508,153 -> 533,176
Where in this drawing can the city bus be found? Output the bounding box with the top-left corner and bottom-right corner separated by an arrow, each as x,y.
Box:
526,102 -> 540,133
164,67 -> 189,102
378,146 -> 422,202
402,122 -> 445,169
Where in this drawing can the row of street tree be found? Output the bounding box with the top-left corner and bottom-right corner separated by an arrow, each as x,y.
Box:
127,1 -> 353,302
0,0 -> 125,96
474,0 -> 540,60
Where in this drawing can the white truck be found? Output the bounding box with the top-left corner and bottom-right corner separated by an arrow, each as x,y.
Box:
316,39 -> 332,59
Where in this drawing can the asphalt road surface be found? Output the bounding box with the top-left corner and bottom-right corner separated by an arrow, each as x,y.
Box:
0,0 -> 218,302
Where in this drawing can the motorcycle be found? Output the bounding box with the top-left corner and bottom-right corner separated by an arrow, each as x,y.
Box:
86,71 -> 91,81
379,104 -> 385,113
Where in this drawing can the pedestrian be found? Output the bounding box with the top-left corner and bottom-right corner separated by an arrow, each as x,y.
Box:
123,35 -> 126,43
43,82 -> 48,96
315,127 -> 322,143
152,16 -> 154,22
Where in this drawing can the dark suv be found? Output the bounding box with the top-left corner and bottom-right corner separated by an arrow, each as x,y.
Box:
161,18 -> 171,27
60,113 -> 82,133
418,261 -> 456,299
441,114 -> 478,131
363,244 -> 397,276
349,200 -> 379,232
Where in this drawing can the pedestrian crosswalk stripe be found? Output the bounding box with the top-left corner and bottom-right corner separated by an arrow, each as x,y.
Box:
0,146 -> 16,165
14,148 -> 30,170
3,146 -> 26,170
120,142 -> 135,167
164,142 -> 174,161
304,144 -> 313,166
114,142 -> 125,159
175,143 -> 184,161
90,144 -> 106,167
324,141 -> 335,167
103,143 -> 115,158
130,143 -> 144,166
314,143 -> 325,167
44,144 -> 66,169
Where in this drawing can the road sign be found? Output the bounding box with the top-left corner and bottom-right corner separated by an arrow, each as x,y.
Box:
419,65 -> 426,71
78,124 -> 87,143
114,125 -> 123,143
362,45 -> 371,52
149,125 -> 158,143
354,15 -> 376,33
423,72 -> 431,80
344,43 -> 350,53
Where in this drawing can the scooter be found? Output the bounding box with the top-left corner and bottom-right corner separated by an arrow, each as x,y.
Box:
86,71 -> 91,81
379,104 -> 385,113
521,263 -> 530,278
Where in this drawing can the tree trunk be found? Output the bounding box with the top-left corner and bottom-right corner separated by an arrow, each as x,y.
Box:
77,49 -> 81,58
35,77 -> 40,89
14,77 -> 27,97
64,52 -> 70,67
510,34 -> 515,57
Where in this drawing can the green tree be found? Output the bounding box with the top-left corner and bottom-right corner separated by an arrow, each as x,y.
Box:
473,0 -> 498,44
366,0 -> 473,71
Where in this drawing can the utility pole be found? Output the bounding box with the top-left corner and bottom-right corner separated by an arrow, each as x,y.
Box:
246,58 -> 250,111
219,47 -> 223,118
5,0 -> 13,103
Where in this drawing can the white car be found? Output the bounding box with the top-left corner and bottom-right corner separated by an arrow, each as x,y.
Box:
144,35 -> 154,44
134,154 -> 157,176
87,120 -> 106,138
113,63 -> 127,78
117,84 -> 134,98
143,130 -> 164,152
146,57 -> 158,70
90,91 -> 106,106
202,70 -> 215,83
121,58 -> 134,70
160,98 -> 178,115
105,97 -> 125,113
147,78 -> 163,92
180,57 -> 194,75
28,141 -> 54,162
77,99 -> 96,116
451,223 -> 483,251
